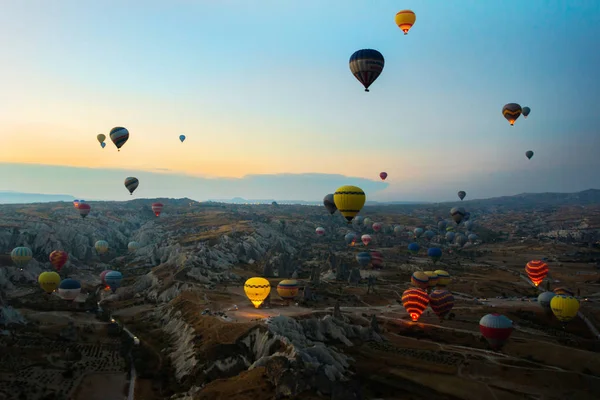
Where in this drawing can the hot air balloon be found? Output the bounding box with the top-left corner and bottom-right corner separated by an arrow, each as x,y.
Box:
11,247 -> 32,269
553,287 -> 574,297
445,231 -> 455,242
434,270 -> 452,287
349,49 -> 385,92
179,134 -> 186,143
424,230 -> 435,241
423,271 -> 439,289
244,277 -> 271,308
356,252 -> 372,268
105,270 -> 123,293
468,233 -> 478,242
95,240 -> 109,255
73,200 -> 80,208
455,234 -> 467,247
479,314 -> 513,350
464,221 -> 474,231
402,288 -> 429,321
38,271 -> 61,294
411,271 -> 430,290
525,260 -> 548,287
354,216 -> 364,226
152,202 -> 164,217
526,150 -> 534,160
58,278 -> 81,301
124,177 -> 139,195
78,203 -> 91,218
522,106 -> 531,118
408,242 -> 420,255
97,134 -> 106,144
316,227 -> 325,236
49,250 -> 68,272
394,225 -> 404,236
127,241 -> 139,252
372,222 -> 382,232
429,290 -> 455,321
323,194 -> 337,215
394,10 -> 416,35
550,295 -> 580,323
379,172 -> 388,180
427,248 -> 442,264
502,103 -> 522,126
450,207 -> 466,224
276,279 -> 299,300
413,228 -> 424,238
457,191 -> 466,201
344,232 -> 357,245
437,220 -> 447,231
361,234 -> 372,246
101,142 -> 106,148
100,270 -> 112,286
109,126 -> 129,151
371,251 -> 383,269
538,291 -> 556,315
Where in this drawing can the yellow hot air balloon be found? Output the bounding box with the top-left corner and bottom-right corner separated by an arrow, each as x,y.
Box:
333,185 -> 366,224
277,279 -> 299,300
423,271 -> 439,289
244,277 -> 271,308
395,10 -> 416,35
434,270 -> 452,287
550,295 -> 580,323
38,271 -> 61,294
97,134 -> 106,144
95,240 -> 109,255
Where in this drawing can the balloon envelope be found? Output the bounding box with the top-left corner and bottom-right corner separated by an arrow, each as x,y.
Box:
479,313 -> 513,349
109,127 -> 129,150
97,134 -> 106,144
49,250 -> 68,272
105,271 -> 123,293
525,260 -> 549,287
179,134 -> 186,142
323,194 -> 337,215
502,103 -> 522,126
152,202 -> 164,217
408,242 -> 420,254
429,290 -> 455,320
11,247 -> 33,268
379,172 -> 388,180
349,49 -> 385,92
276,279 -> 298,300
58,278 -> 81,301
402,288 -> 429,321
95,240 -> 109,254
395,10 -> 416,34
550,295 -> 579,323
522,106 -> 531,117
38,271 -> 61,294
457,191 -> 466,201
124,177 -> 139,195
411,271 -> 430,290
244,277 -> 271,308
334,186 -> 366,223
526,150 -> 534,160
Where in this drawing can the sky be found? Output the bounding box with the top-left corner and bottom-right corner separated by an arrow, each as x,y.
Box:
1,0 -> 599,202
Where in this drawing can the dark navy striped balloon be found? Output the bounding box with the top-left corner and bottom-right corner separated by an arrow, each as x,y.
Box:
349,49 -> 385,92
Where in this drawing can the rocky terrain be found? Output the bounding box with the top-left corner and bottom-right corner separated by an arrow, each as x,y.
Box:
0,191 -> 599,399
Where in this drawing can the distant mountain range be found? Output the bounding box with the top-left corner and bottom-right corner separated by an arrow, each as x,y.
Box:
0,191 -> 76,204
0,189 -> 599,207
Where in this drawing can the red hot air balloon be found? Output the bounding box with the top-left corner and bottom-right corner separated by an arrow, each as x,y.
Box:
372,222 -> 382,232
315,227 -> 325,236
525,260 -> 549,287
429,290 -> 455,321
479,313 -> 513,350
370,251 -> 384,269
100,270 -> 112,285
361,234 -> 372,246
379,172 -> 388,181
49,250 -> 68,272
402,288 -> 429,321
78,203 -> 91,218
151,202 -> 164,217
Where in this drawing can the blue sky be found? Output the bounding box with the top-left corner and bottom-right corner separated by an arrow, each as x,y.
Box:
0,0 -> 598,202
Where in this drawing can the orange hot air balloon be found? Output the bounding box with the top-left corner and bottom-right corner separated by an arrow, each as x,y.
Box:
402,288 -> 429,321
152,202 -> 164,217
395,10 -> 416,35
49,250 -> 68,272
525,260 -> 548,287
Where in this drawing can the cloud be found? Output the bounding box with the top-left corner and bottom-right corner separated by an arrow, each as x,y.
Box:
0,163 -> 388,202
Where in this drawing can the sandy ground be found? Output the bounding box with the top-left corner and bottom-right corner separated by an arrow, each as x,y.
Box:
71,373 -> 128,400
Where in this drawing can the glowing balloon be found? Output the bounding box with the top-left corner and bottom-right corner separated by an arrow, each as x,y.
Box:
525,260 -> 548,287
152,202 -> 164,217
276,279 -> 299,300
402,288 -> 429,321
38,271 -> 61,294
244,277 -> 271,308
394,10 -> 416,35
344,232 -> 357,246
105,270 -> 123,293
502,103 -> 522,126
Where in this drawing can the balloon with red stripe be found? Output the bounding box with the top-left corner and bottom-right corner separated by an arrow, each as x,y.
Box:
402,288 -> 429,322
525,260 -> 549,286
429,290 -> 455,321
361,234 -> 372,246
372,222 -> 382,232
49,250 -> 68,272
315,227 -> 325,236
152,202 -> 164,217
479,313 -> 513,350
78,203 -> 91,218
370,251 -> 384,269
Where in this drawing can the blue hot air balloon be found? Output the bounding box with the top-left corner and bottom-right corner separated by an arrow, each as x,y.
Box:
58,278 -> 81,301
101,142 -> 106,148
105,270 -> 123,293
356,252 -> 372,267
427,247 -> 443,263
179,134 -> 186,143
408,242 -> 420,255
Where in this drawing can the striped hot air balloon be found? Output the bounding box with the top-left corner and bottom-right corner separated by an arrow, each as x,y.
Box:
315,227 -> 325,236
334,185 -> 366,223
11,247 -> 33,269
124,177 -> 139,195
411,271 -> 430,290
100,270 -> 112,286
49,250 -> 68,272
423,271 -> 439,289
78,203 -> 91,218
525,260 -> 548,287
276,279 -> 299,300
95,240 -> 109,255
502,103 -> 522,126
402,288 -> 429,321
370,251 -> 384,269
479,313 -> 513,350
434,270 -> 452,287
109,127 -> 129,151
429,290 -> 455,321
349,49 -> 385,92
105,270 -> 123,293
152,202 -> 164,217
394,10 -> 416,35
550,295 -> 580,323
